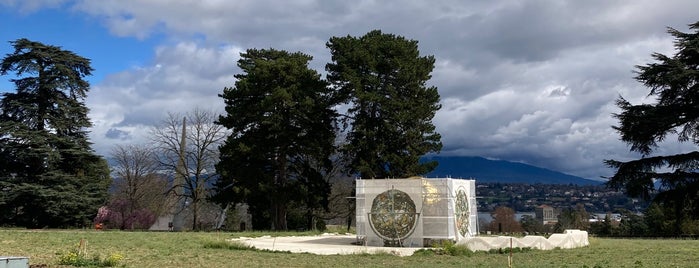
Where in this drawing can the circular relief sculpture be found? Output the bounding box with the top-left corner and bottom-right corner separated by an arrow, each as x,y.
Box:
455,187 -> 470,237
369,189 -> 418,245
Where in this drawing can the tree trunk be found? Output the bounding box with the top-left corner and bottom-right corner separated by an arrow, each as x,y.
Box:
272,150 -> 288,230
305,208 -> 313,230
192,200 -> 199,231
272,202 -> 287,230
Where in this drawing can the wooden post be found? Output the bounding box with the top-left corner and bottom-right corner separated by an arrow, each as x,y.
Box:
508,237 -> 513,268
79,238 -> 88,257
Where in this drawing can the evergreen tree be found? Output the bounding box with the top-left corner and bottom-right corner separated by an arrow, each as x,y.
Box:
326,30 -> 442,179
519,214 -> 545,234
552,204 -> 590,233
215,49 -> 336,230
616,210 -> 649,237
0,39 -> 110,228
605,21 -> 699,235
644,203 -> 674,236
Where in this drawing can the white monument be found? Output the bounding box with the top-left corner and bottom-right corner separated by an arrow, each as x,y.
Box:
355,177 -> 477,247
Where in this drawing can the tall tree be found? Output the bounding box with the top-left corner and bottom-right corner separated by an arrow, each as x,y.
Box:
605,21 -> 699,235
0,39 -> 110,227
215,48 -> 336,230
151,108 -> 227,230
326,30 -> 442,179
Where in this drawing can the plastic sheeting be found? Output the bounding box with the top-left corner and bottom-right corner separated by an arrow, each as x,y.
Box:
356,178 -> 477,247
457,229 -> 590,251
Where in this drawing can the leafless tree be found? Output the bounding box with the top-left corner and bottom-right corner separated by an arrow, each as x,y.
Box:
150,108 -> 227,230
322,177 -> 355,230
309,157 -> 353,231
488,206 -> 523,233
109,144 -> 170,229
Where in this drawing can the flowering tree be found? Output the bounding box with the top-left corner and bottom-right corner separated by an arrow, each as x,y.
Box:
94,199 -> 157,230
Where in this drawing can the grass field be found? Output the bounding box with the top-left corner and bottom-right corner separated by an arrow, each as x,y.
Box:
1,229 -> 697,267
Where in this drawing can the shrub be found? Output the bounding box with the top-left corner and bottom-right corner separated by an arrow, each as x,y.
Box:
429,240 -> 473,256
57,249 -> 124,267
95,199 -> 157,230
56,239 -> 124,267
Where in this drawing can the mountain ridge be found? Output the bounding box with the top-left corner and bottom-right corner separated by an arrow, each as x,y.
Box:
424,156 -> 602,185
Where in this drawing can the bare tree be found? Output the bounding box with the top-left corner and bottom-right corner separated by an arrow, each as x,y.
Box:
488,206 -> 522,233
108,144 -> 170,229
322,177 -> 355,231
151,108 -> 227,230
315,157 -> 355,230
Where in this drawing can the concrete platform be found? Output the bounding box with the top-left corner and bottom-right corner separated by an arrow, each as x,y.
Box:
231,233 -> 424,256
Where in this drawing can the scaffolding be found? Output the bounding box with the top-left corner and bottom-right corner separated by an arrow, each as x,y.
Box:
356,178 -> 477,247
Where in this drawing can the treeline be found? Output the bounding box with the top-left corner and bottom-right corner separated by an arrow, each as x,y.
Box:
0,30 -> 443,231
484,203 -> 699,237
476,182 -> 648,213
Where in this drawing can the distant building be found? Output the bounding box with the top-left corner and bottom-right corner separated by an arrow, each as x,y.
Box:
535,205 -> 559,225
225,203 -> 253,231
589,213 -> 622,223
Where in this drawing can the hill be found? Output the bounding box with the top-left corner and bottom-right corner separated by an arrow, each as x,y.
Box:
424,156 -> 601,185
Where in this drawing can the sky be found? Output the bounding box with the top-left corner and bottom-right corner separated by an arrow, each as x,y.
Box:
1,0 -> 698,180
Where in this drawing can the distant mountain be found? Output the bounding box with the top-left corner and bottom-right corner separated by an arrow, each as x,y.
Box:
423,156 -> 602,185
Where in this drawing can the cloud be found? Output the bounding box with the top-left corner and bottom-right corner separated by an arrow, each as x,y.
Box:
0,0 -> 67,13
105,128 -> 131,140
87,42 -> 242,154
7,0 -> 699,180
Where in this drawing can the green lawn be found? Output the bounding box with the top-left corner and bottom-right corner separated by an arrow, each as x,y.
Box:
1,229 -> 697,267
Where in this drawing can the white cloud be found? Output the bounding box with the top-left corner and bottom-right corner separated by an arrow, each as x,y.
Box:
87,42 -> 242,155
5,0 -> 699,179
0,0 -> 67,13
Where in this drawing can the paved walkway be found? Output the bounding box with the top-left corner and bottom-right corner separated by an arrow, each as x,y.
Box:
231,233 -> 424,256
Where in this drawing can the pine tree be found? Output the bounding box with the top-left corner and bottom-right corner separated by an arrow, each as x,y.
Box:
326,30 -> 442,179
605,21 -> 699,235
0,39 -> 110,228
215,49 -> 336,230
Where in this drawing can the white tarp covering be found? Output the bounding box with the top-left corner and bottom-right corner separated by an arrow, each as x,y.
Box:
457,229 -> 590,251
356,178 -> 477,247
